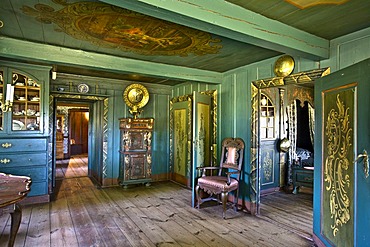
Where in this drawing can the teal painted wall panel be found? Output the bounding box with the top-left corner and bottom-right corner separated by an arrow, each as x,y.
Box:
152,94 -> 170,176
321,27 -> 370,72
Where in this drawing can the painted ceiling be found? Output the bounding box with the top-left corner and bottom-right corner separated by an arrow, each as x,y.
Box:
0,0 -> 369,85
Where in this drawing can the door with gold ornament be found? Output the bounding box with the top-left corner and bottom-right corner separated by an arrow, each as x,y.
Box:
313,59 -> 370,247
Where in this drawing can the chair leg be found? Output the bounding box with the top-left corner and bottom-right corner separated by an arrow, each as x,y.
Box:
234,189 -> 239,212
221,192 -> 228,219
195,185 -> 201,209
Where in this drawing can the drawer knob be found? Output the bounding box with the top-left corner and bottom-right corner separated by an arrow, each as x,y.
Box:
0,158 -> 10,164
1,143 -> 12,148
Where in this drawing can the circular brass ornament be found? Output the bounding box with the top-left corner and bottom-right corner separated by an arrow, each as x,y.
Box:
279,138 -> 291,153
274,55 -> 295,77
123,84 -> 149,118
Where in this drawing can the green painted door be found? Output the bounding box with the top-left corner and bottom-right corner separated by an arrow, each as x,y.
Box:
314,59 -> 370,246
172,100 -> 191,187
191,91 -> 212,208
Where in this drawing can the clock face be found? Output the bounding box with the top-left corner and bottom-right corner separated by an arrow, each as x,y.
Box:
77,83 -> 89,93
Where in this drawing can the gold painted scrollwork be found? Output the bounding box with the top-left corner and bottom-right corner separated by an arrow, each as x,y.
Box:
324,94 -> 352,236
263,152 -> 273,182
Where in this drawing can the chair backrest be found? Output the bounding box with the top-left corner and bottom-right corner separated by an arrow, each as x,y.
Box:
218,137 -> 245,179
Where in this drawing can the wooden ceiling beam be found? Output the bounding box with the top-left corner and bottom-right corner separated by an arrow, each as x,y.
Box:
0,37 -> 222,84
100,0 -> 329,60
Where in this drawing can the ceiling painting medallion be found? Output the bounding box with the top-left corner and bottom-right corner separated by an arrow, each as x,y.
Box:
285,0 -> 349,9
21,0 -> 222,56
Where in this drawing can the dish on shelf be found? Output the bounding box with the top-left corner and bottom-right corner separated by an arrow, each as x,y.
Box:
31,97 -> 40,101
26,122 -> 39,130
18,97 -> 26,101
26,109 -> 36,116
12,120 -> 25,130
13,111 -> 23,116
15,82 -> 25,86
77,83 -> 89,93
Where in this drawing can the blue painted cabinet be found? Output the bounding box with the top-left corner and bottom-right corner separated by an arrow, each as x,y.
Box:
0,61 -> 50,200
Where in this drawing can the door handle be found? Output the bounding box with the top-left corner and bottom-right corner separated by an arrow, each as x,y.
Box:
354,150 -> 369,178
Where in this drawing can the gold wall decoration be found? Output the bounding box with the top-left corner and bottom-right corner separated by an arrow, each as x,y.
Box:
249,84 -> 259,210
323,90 -> 354,245
123,83 -> 149,119
252,68 -> 330,89
21,0 -> 222,56
174,109 -> 187,176
262,151 -> 273,184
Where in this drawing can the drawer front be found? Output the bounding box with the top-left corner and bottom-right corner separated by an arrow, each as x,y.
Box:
0,138 -> 47,153
0,153 -> 47,167
0,166 -> 47,182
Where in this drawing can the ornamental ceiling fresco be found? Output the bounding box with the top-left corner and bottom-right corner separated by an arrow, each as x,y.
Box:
0,0 -> 369,85
21,0 -> 222,57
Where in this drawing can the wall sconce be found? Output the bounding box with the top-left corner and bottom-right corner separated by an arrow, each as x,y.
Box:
51,65 -> 57,80
0,84 -> 14,112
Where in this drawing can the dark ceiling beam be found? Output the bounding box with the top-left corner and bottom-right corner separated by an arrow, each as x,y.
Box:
0,37 -> 222,84
100,0 -> 329,60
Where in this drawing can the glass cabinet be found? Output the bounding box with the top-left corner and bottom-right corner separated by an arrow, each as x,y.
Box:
11,72 -> 41,131
0,65 -> 46,134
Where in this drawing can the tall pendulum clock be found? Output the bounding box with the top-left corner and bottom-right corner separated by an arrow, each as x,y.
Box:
119,83 -> 154,187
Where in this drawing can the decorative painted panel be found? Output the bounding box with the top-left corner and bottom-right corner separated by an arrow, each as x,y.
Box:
261,149 -> 274,185
322,86 -> 355,247
173,108 -> 187,177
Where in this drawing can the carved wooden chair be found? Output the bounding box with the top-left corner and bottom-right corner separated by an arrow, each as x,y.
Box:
195,137 -> 245,219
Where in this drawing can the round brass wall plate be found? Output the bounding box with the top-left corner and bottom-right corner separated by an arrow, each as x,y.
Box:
123,83 -> 149,109
274,55 -> 295,77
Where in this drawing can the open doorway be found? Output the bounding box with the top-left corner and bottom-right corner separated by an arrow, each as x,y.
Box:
55,102 -> 90,180
250,68 -> 329,240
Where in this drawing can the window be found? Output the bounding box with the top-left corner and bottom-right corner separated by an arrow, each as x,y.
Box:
260,94 -> 275,139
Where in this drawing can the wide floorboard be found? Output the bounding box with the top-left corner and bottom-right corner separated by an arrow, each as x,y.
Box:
0,156 -> 315,247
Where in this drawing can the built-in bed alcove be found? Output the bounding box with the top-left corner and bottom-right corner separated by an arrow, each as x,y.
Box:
250,67 -> 330,238
290,98 -> 315,194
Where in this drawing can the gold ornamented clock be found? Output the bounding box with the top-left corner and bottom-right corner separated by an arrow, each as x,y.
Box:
123,83 -> 149,118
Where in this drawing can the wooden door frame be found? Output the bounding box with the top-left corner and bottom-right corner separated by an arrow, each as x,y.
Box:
250,68 -> 330,215
50,93 -> 108,189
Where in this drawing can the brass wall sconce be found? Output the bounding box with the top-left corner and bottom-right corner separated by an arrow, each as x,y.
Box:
0,84 -> 14,112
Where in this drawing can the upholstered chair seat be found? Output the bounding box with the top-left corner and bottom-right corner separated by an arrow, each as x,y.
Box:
197,176 -> 239,195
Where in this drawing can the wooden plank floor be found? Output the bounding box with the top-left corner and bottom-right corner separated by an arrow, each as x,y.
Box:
259,189 -> 313,241
0,156 -> 315,247
55,155 -> 88,179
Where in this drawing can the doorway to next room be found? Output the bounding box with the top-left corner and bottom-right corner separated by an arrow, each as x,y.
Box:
55,103 -> 89,179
